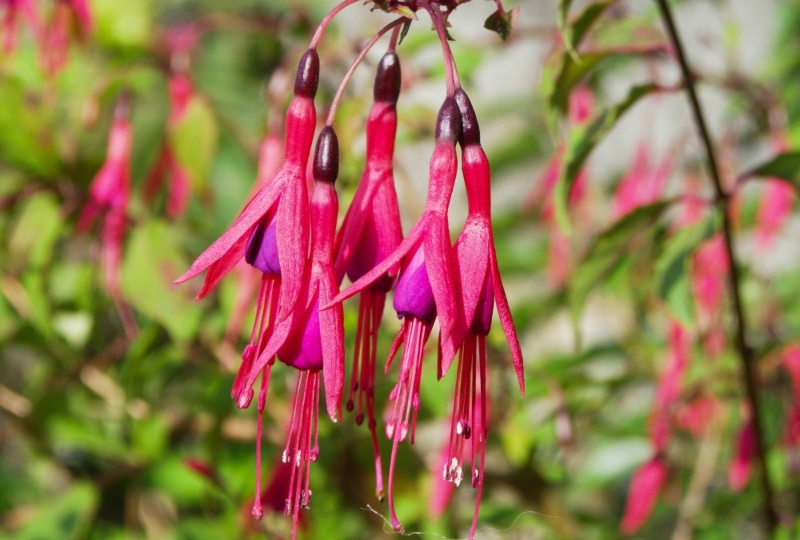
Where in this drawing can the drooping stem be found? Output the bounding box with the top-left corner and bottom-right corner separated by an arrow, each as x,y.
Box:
416,0 -> 460,94
309,0 -> 360,50
326,17 -> 405,127
653,0 -> 778,533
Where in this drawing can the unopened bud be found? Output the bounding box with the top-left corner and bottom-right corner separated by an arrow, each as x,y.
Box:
313,126 -> 339,184
374,52 -> 401,104
294,49 -> 320,98
435,97 -> 462,144
455,88 -> 481,146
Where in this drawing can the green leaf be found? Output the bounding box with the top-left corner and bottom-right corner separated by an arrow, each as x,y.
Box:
569,200 -> 672,328
655,216 -> 716,326
121,220 -> 201,342
0,79 -> 59,176
554,83 -> 660,232
169,96 -> 219,192
556,0 -> 614,83
8,193 -> 63,271
484,6 -> 519,41
14,482 -> 97,540
741,151 -> 800,191
93,0 -> 153,50
550,51 -> 611,116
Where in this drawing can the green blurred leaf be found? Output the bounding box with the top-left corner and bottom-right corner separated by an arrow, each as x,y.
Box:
93,0 -> 153,50
570,200 -> 672,328
121,220 -> 201,342
169,96 -> 219,192
554,83 -> 660,232
0,79 -> 59,175
13,482 -> 97,540
655,217 -> 716,326
9,193 -> 63,271
741,150 -> 800,191
484,6 -> 519,41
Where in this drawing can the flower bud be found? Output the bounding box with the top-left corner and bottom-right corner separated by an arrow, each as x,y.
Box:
455,89 -> 480,147
435,97 -> 461,144
294,49 -> 320,98
313,126 -> 339,184
374,51 -> 401,104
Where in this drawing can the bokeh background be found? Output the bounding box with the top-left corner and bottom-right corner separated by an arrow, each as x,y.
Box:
1,0 -> 799,538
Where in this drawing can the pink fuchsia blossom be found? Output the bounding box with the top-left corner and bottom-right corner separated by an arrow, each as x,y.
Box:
246,128 -> 344,536
691,233 -> 728,329
783,343 -> 800,400
675,393 -> 721,438
620,454 -> 669,535
329,98 -> 463,533
729,412 -> 756,491
176,49 -> 319,324
41,0 -> 92,76
78,98 -> 131,303
648,321 -> 691,450
612,144 -> 673,219
1,0 -> 40,53
144,73 -> 195,218
333,50 -> 403,500
755,135 -> 794,249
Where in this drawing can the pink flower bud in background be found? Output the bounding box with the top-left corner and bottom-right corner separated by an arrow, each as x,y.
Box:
620,454 -> 668,535
729,414 -> 756,492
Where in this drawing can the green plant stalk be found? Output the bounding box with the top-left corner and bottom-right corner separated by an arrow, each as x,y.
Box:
653,0 -> 779,533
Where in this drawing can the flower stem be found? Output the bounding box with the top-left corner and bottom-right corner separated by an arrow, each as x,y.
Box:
309,0 -> 359,50
416,0 -> 460,95
325,17 -> 405,127
653,0 -> 778,532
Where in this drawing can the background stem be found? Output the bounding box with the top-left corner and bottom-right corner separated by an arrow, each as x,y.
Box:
653,0 -> 779,533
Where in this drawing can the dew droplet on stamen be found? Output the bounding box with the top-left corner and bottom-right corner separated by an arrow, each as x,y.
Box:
454,466 -> 463,487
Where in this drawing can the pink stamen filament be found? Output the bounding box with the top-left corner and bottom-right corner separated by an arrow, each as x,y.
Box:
386,317 -> 431,533
325,17 -> 405,127
251,362 -> 274,520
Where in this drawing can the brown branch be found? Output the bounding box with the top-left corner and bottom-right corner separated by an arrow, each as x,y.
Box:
653,0 -> 778,533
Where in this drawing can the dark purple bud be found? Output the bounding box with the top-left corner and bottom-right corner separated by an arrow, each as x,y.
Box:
374,52 -> 401,104
470,273 -> 494,335
435,97 -> 462,144
313,126 -> 339,184
245,219 -> 281,275
294,49 -> 320,98
393,248 -> 436,323
455,88 -> 480,147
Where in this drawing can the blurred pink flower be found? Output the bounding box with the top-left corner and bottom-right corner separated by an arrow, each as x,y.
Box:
1,0 -> 40,53
729,414 -> 756,492
612,145 -> 673,219
755,136 -> 794,249
620,454 -> 668,535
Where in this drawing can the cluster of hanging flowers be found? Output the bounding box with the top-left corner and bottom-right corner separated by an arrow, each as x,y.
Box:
175,0 -> 524,537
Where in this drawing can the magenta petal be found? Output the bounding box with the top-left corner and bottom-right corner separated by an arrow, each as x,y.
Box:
454,218 -> 490,339
196,233 -> 249,300
334,167 -> 384,282
275,175 -> 310,322
326,225 -> 424,309
175,174 -> 283,285
424,218 -> 462,375
319,269 -> 345,422
490,247 -> 525,396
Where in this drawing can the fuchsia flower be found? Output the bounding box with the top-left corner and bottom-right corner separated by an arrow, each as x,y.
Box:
620,454 -> 669,535
144,72 -> 195,218
1,0 -> 40,53
692,233 -> 728,330
333,50 -> 403,499
328,97 -> 463,533
41,0 -> 92,76
612,144 -> 673,219
78,97 -> 131,304
244,127 -> 345,533
755,136 -> 794,249
648,321 -> 691,450
176,48 -> 318,323
729,412 -> 756,491
444,89 -> 525,537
